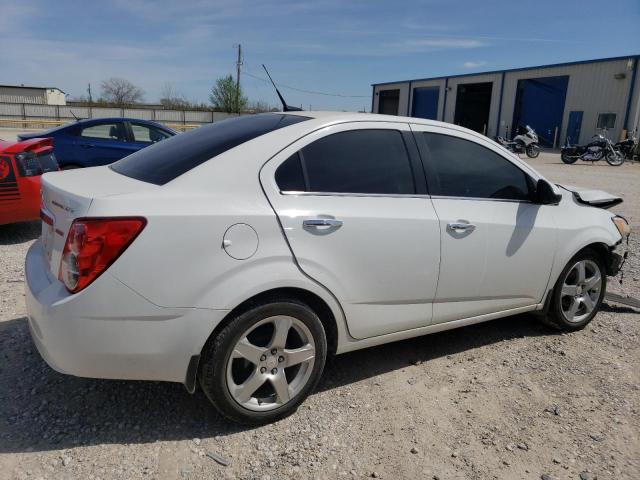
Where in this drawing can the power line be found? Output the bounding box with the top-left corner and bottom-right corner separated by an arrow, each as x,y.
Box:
243,70 -> 369,98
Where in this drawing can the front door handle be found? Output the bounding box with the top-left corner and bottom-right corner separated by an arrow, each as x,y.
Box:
303,218 -> 343,228
447,222 -> 476,232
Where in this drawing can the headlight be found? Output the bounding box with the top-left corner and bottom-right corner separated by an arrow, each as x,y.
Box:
612,216 -> 631,238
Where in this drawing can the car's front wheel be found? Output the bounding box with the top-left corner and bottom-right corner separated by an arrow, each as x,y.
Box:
199,299 -> 327,424
545,249 -> 606,331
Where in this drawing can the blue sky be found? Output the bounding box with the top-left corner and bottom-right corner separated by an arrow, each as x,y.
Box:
1,0 -> 638,111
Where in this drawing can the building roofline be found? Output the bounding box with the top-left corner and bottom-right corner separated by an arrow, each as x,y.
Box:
0,85 -> 65,93
371,53 -> 640,87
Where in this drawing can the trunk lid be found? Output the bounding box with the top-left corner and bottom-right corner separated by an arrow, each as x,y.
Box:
40,166 -> 155,275
557,184 -> 623,209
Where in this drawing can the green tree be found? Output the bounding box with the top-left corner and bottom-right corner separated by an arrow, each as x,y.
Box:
209,75 -> 247,113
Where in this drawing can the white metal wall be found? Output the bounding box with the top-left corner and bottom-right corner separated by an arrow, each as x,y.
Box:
371,82 -> 410,116
372,56 -> 640,145
499,58 -> 635,144
0,87 -> 46,105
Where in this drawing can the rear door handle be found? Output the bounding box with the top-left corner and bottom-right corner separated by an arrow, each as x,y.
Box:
447,222 -> 476,232
303,218 -> 343,228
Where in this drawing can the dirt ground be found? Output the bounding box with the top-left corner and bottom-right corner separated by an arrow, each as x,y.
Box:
0,152 -> 638,480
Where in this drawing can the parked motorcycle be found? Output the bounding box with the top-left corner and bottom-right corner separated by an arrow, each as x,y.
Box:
561,132 -> 625,166
495,125 -> 540,158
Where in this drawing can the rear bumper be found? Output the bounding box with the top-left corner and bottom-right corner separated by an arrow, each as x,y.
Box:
25,240 -> 228,384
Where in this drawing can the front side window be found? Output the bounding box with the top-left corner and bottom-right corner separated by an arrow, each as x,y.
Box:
597,113 -> 616,130
275,129 -> 415,195
131,123 -> 172,143
80,123 -> 126,141
422,132 -> 531,201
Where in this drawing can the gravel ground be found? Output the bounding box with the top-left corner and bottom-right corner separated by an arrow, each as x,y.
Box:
0,152 -> 638,480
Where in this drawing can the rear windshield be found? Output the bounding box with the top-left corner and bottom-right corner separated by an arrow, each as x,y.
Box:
110,114 -> 309,185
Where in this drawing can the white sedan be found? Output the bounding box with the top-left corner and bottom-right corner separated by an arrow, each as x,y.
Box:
26,112 -> 630,424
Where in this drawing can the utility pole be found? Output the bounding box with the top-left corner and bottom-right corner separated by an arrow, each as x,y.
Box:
87,83 -> 92,104
235,44 -> 242,114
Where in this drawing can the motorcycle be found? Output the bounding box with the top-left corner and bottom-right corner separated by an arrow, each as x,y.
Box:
561,131 -> 624,166
495,125 -> 540,158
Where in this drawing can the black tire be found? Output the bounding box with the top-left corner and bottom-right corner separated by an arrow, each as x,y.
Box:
199,299 -> 327,425
560,152 -> 578,164
526,145 -> 540,158
605,150 -> 624,166
543,249 -> 606,331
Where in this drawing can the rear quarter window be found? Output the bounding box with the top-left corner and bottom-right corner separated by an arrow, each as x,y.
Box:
111,114 -> 309,185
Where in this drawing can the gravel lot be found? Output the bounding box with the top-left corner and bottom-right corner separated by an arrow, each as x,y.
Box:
0,151 -> 638,480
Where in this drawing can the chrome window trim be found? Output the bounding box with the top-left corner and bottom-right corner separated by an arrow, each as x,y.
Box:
430,194 -> 533,204
279,190 -> 534,204
279,190 -> 431,199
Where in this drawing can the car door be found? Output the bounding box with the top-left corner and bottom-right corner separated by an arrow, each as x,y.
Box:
411,123 -> 556,324
260,122 -> 441,340
127,122 -> 173,150
76,121 -> 135,166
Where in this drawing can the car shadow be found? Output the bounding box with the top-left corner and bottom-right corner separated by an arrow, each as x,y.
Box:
0,221 -> 40,246
0,313 -> 554,454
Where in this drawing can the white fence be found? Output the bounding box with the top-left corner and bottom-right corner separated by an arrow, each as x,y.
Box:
0,102 -> 242,127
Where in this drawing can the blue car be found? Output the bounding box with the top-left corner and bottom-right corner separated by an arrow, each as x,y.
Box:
18,118 -> 176,169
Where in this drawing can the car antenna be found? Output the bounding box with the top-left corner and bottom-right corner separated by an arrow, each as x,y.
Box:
70,110 -> 79,121
262,64 -> 303,112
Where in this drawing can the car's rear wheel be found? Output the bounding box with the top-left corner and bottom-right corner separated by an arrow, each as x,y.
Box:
199,299 -> 327,424
544,249 -> 606,331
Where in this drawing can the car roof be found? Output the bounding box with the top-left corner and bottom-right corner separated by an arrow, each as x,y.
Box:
285,110 -> 457,129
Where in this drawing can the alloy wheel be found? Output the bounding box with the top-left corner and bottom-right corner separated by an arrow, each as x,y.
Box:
559,259 -> 602,323
225,315 -> 316,411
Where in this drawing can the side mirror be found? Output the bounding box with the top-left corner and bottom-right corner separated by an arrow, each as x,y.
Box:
535,179 -> 562,205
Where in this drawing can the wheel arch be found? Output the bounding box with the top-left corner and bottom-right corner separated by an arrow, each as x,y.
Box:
202,287 -> 340,359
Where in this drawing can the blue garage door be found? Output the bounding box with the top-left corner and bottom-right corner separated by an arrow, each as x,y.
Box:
412,87 -> 440,120
512,76 -> 569,147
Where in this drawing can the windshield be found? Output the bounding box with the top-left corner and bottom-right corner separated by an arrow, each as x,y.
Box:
110,114 -> 309,185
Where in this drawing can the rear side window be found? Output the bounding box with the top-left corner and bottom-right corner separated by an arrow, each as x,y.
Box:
81,123 -> 126,141
422,132 -> 531,201
275,129 -> 415,195
111,114 -> 309,185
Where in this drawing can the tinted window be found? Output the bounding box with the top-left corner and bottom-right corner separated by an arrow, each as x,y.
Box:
131,123 -> 171,143
111,114 -> 308,185
423,133 -> 531,200
81,123 -> 126,141
280,129 -> 414,195
275,152 -> 306,191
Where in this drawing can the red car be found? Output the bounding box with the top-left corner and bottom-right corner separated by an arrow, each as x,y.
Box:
0,137 -> 59,225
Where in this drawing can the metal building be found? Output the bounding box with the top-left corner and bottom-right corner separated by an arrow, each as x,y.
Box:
0,85 -> 66,105
371,54 -> 640,146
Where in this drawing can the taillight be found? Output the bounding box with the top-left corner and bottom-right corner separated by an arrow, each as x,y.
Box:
15,151 -> 59,176
58,217 -> 146,293
15,152 -> 43,176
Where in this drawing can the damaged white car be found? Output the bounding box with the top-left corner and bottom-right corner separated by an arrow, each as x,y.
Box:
26,112 -> 630,424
